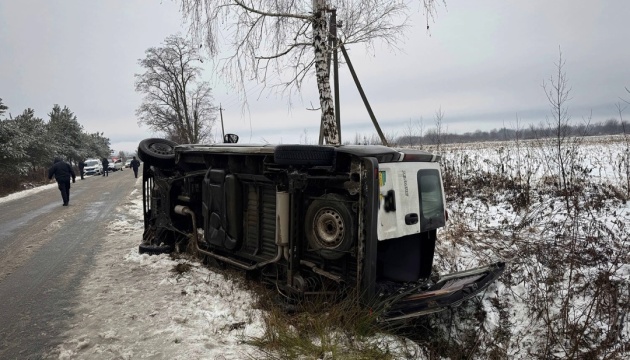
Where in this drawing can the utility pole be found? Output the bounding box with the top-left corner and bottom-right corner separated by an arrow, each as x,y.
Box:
316,3 -> 386,146
219,103 -> 225,139
331,9 -> 341,144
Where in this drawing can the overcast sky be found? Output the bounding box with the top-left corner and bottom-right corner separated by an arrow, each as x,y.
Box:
1,0 -> 629,152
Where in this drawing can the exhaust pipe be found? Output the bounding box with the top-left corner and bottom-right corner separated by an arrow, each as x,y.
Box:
276,191 -> 290,260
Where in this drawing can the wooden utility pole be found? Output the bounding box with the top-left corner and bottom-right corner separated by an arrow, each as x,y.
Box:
317,3 -> 387,146
219,103 -> 225,138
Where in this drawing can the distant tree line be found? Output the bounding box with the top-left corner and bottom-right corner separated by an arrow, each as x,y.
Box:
396,117 -> 630,146
0,98 -> 112,178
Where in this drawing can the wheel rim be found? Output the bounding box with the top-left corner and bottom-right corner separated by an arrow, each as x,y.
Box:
312,208 -> 345,248
149,142 -> 174,156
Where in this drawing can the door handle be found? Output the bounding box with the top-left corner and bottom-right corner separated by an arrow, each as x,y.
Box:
405,213 -> 418,225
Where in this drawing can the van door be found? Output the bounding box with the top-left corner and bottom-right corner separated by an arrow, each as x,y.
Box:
377,162 -> 445,240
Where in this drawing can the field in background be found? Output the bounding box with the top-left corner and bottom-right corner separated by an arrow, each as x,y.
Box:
414,134 -> 629,359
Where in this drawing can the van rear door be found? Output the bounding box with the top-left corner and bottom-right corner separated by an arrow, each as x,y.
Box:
377,162 -> 446,241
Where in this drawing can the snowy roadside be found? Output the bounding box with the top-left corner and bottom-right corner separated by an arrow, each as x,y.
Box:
49,181 -> 267,359
0,183 -> 58,205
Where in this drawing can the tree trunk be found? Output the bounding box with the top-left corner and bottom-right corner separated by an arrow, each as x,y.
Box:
313,2 -> 339,145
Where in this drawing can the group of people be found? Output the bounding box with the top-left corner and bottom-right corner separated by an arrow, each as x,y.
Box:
49,156 -> 141,206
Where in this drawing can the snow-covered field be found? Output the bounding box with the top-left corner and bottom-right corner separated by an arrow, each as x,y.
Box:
428,135 -> 630,359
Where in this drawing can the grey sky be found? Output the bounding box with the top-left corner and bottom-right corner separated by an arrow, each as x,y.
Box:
1,1 -> 629,152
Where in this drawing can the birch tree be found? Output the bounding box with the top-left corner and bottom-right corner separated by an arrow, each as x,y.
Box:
179,0 -> 441,145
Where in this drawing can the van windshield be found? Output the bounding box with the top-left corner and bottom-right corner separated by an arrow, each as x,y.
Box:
86,160 -> 99,166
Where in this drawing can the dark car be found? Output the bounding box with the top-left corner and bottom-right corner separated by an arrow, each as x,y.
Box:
137,137 -> 504,321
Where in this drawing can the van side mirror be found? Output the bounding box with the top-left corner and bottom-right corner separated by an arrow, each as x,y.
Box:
224,134 -> 239,144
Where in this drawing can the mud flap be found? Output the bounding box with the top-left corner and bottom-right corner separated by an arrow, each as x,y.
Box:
379,262 -> 506,321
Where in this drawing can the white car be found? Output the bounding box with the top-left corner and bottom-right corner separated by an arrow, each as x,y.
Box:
108,159 -> 124,171
83,159 -> 102,176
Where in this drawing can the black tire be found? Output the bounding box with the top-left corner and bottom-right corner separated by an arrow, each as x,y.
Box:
305,194 -> 355,260
274,145 -> 335,166
139,243 -> 172,255
137,138 -> 178,168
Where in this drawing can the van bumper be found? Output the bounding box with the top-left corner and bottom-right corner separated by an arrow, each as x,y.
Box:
378,262 -> 506,321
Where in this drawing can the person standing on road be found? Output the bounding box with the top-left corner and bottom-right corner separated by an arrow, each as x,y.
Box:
78,159 -> 85,180
130,156 -> 141,178
102,157 -> 109,177
48,157 -> 76,206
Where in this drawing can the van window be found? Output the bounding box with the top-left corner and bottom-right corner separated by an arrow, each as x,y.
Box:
417,169 -> 445,231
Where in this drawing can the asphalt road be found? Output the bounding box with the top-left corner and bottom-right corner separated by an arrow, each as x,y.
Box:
0,168 -> 140,359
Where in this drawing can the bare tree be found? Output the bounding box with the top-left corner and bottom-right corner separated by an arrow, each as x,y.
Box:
616,102 -> 630,199
179,0 -> 442,145
429,106 -> 445,152
401,117 -> 425,148
135,35 -> 217,144
541,47 -> 586,209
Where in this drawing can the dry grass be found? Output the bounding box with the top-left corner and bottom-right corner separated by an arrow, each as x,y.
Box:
247,292 -> 416,360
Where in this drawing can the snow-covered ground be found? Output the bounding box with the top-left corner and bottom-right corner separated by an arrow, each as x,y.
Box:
432,136 -> 630,359
48,183 -> 268,359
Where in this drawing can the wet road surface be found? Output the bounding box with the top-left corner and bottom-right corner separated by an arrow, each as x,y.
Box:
0,169 -> 139,359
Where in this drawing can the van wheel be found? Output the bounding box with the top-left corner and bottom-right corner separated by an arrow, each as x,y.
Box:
305,194 -> 355,260
138,138 -> 178,168
274,145 -> 334,166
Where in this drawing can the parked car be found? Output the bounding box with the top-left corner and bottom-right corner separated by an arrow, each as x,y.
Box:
137,137 -> 504,321
109,159 -> 123,171
124,159 -> 132,168
83,159 -> 102,176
